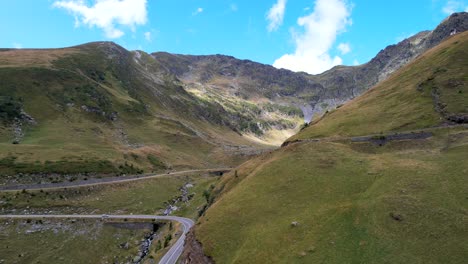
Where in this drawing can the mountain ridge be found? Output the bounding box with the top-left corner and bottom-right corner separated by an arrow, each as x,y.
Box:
5,13 -> 465,144
149,12 -> 468,135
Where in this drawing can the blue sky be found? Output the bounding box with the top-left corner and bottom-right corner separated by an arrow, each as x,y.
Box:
1,0 -> 467,74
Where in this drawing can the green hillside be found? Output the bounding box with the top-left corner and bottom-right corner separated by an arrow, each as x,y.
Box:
194,32 -> 468,263
0,43 -> 266,181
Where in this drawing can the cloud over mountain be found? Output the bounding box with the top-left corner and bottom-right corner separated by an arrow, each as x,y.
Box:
273,0 -> 352,74
53,0 -> 148,38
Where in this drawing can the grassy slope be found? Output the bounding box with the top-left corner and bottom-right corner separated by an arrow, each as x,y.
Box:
0,219 -> 149,264
290,32 -> 468,140
0,44 -> 263,178
197,127 -> 468,264
195,33 -> 468,263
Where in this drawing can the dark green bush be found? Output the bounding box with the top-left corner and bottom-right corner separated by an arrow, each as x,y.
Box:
0,96 -> 22,123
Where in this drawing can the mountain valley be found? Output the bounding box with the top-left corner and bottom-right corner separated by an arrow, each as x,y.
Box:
0,11 -> 467,264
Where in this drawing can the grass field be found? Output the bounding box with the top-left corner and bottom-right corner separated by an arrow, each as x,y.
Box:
0,218 -> 149,264
196,127 -> 468,263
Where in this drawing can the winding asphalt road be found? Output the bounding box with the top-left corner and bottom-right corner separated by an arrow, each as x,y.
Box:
0,214 -> 194,264
0,168 -> 231,192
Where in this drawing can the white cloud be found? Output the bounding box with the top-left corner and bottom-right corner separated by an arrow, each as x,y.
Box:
337,42 -> 351,55
53,0 -> 148,39
266,0 -> 287,32
442,0 -> 468,14
193,7 -> 204,16
353,59 -> 360,66
273,0 -> 352,74
12,42 -> 23,49
144,31 -> 152,42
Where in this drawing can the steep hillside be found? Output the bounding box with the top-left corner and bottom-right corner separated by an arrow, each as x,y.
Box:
153,12 -> 468,138
193,31 -> 468,263
0,42 -> 266,181
290,31 -> 468,141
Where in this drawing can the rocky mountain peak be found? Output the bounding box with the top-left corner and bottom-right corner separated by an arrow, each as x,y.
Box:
428,12 -> 468,47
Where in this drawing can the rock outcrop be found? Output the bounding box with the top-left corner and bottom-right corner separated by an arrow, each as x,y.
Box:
179,229 -> 214,264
